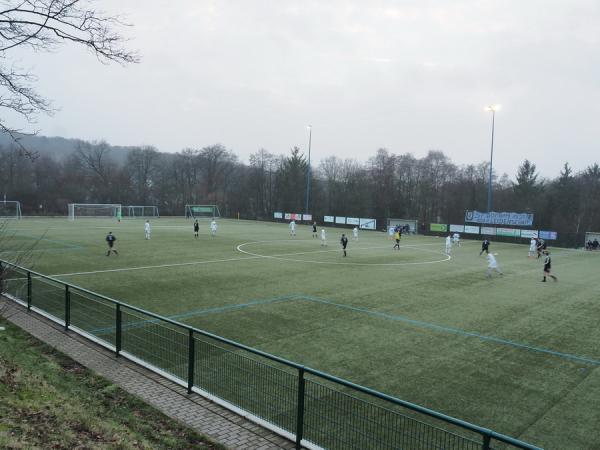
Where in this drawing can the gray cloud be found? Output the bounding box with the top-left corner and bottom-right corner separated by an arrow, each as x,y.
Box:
9,0 -> 600,178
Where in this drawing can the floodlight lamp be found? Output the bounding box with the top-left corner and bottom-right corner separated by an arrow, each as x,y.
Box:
485,104 -> 501,112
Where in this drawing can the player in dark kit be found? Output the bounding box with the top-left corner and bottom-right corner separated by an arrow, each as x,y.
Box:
479,239 -> 490,255
193,219 -> 199,238
340,233 -> 348,257
105,232 -> 118,256
312,222 -> 318,238
536,238 -> 546,259
542,250 -> 557,282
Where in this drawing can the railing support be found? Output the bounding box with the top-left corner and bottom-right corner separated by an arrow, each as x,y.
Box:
27,271 -> 32,311
482,432 -> 492,450
295,367 -> 306,449
115,304 -> 122,357
64,285 -> 70,331
187,328 -> 195,394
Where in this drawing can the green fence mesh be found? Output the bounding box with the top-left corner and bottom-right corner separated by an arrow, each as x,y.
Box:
0,266 -> 27,299
121,307 -> 188,381
31,276 -> 65,320
69,288 -> 116,346
194,335 -> 298,433
303,377 -> 481,450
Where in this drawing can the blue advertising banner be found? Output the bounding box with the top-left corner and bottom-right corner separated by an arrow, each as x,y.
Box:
465,210 -> 534,226
539,230 -> 558,240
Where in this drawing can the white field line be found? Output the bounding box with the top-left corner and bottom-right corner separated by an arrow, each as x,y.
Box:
49,240 -> 454,277
50,255 -> 262,277
236,240 -> 452,266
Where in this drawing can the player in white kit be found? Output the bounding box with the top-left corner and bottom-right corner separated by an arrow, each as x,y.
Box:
210,219 -> 217,237
320,229 -> 327,246
445,235 -> 452,255
289,220 -> 296,238
144,220 -> 151,240
352,227 -> 358,241
452,232 -> 460,246
486,253 -> 503,278
528,238 -> 537,258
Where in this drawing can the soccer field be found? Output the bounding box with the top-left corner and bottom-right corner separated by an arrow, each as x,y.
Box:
3,217 -> 600,450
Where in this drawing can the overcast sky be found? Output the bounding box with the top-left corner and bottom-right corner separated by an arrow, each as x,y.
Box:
10,0 -> 600,178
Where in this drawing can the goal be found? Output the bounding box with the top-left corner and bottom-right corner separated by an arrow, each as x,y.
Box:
68,203 -> 122,220
387,218 -> 418,234
0,200 -> 22,219
185,204 -> 220,219
123,205 -> 160,218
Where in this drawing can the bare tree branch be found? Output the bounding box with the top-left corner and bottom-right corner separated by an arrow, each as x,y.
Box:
0,0 -> 139,158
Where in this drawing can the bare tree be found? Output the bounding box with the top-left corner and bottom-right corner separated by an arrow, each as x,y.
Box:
0,220 -> 39,315
0,0 -> 139,157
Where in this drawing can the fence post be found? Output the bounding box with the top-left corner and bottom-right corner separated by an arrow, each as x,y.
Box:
27,271 -> 32,311
482,432 -> 491,450
187,328 -> 195,394
64,285 -> 70,331
295,367 -> 306,449
115,304 -> 122,357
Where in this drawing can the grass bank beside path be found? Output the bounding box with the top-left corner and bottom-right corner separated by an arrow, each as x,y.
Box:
0,318 -> 224,450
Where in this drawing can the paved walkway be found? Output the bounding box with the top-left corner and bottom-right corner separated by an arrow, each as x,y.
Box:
1,299 -> 298,450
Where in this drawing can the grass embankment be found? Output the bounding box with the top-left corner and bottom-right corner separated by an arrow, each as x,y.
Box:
0,318 -> 224,450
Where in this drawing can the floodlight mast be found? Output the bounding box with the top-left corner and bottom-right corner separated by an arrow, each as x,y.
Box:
485,105 -> 501,212
304,125 -> 312,216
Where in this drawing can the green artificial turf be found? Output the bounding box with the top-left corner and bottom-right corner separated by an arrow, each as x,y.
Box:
2,217 -> 600,450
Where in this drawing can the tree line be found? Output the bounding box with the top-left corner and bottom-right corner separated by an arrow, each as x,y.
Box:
1,140 -> 599,239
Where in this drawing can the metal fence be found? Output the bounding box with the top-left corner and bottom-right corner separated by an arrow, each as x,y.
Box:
0,259 -> 543,450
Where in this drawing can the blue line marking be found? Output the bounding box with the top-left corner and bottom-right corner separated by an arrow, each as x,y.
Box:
3,233 -> 83,252
297,295 -> 600,367
89,293 -> 300,335
89,292 -> 600,367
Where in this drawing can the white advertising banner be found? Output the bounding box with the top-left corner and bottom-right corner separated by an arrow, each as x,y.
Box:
335,216 -> 346,224
274,212 -> 283,219
324,216 -> 334,223
346,217 -> 360,225
360,218 -> 377,230
520,229 -> 539,238
480,226 -> 496,235
449,224 -> 465,232
464,225 -> 480,234
284,213 -> 291,220
302,214 -> 312,221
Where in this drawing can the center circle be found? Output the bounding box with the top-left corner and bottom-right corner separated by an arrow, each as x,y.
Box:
236,240 -> 451,266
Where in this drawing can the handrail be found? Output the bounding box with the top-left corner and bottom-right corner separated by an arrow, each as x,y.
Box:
0,258 -> 543,450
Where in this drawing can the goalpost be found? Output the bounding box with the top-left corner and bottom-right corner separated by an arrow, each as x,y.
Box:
68,203 -> 122,221
0,200 -> 22,219
387,218 -> 419,234
185,204 -> 221,219
123,205 -> 160,218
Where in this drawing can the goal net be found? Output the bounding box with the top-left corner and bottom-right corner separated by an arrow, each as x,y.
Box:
123,205 -> 160,218
185,205 -> 221,219
387,218 -> 418,234
68,203 -> 122,220
0,200 -> 22,219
